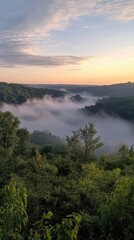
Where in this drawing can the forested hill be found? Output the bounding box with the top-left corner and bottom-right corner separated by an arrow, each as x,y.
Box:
66,82 -> 134,97
31,82 -> 134,97
82,96 -> 134,122
0,82 -> 65,104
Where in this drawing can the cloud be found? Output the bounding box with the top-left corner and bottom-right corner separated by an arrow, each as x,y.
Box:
1,1 -> 133,32
0,0 -> 133,67
0,39 -> 91,67
82,25 -> 90,29
98,0 -> 134,22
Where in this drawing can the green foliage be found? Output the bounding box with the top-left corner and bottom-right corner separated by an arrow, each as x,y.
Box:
29,211 -> 53,240
99,146 -> 134,175
29,212 -> 81,240
30,130 -> 64,146
0,111 -> 32,159
54,155 -> 73,176
100,177 -> 134,239
0,175 -> 28,240
16,128 -> 30,156
54,214 -> 81,240
0,111 -> 134,240
66,122 -> 103,162
0,111 -> 20,152
79,163 -> 121,210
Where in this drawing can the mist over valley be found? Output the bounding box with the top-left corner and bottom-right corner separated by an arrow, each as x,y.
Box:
1,83 -> 134,153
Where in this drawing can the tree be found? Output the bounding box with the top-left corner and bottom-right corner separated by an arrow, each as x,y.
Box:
100,177 -> 134,239
0,175 -> 28,239
66,123 -> 103,162
29,212 -> 81,240
16,128 -> 30,156
29,211 -> 53,240
0,111 -> 20,153
54,214 -> 81,240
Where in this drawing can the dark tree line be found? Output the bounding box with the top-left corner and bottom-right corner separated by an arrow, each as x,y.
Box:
0,82 -> 65,104
82,96 -> 134,122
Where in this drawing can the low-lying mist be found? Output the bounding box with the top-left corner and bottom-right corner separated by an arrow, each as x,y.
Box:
1,94 -> 134,153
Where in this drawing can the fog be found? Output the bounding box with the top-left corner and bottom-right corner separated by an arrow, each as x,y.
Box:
1,94 -> 134,153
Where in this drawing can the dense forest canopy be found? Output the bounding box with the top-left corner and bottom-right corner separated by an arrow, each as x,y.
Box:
0,111 -> 134,239
81,96 -> 134,122
0,82 -> 65,104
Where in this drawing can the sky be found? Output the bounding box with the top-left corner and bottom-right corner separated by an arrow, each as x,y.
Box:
0,0 -> 134,85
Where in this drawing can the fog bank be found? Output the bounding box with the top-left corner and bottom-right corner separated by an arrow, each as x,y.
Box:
1,95 -> 134,153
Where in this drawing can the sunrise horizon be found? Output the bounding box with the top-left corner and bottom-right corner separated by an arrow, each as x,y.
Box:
1,81 -> 134,86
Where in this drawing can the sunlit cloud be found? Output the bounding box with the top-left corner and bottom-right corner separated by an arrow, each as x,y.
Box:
0,44 -> 93,68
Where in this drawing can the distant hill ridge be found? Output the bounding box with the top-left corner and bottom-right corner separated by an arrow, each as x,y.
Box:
1,81 -> 134,105
30,82 -> 134,97
0,82 -> 65,104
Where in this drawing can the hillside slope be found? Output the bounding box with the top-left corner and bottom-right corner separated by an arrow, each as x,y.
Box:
0,82 -> 65,104
82,96 -> 134,122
